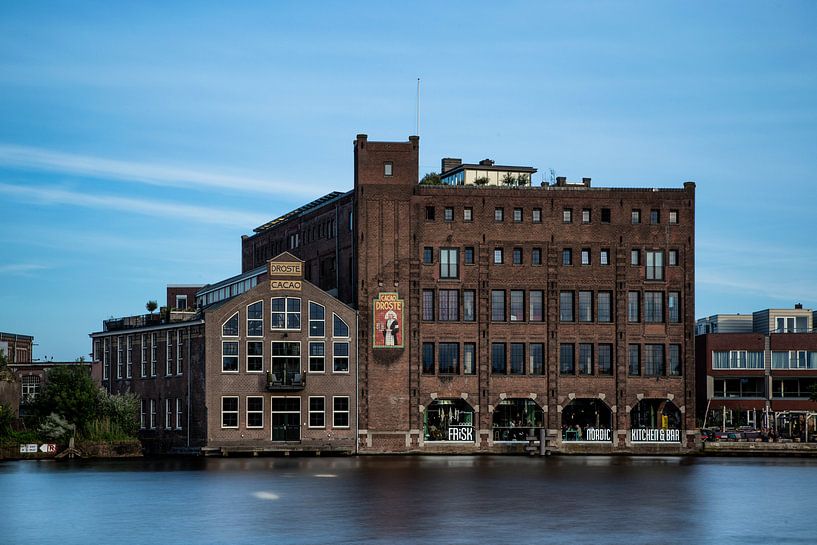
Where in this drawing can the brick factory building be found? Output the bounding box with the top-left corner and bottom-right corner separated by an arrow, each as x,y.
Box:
90,133 -> 696,455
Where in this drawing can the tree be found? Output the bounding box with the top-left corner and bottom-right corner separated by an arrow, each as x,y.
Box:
474,176 -> 490,186
419,172 -> 441,185
146,300 -> 158,314
809,383 -> 817,403
29,366 -> 101,434
0,351 -> 14,383
502,173 -> 517,186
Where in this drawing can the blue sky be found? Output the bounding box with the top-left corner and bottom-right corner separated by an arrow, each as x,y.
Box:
1,1 -> 816,360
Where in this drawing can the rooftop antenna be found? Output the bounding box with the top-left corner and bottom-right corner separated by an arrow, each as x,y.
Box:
416,78 -> 420,136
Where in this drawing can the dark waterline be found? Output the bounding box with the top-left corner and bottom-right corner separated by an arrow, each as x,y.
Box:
3,456 -> 816,545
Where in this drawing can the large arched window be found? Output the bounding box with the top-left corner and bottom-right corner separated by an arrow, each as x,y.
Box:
630,399 -> 681,430
562,399 -> 613,442
492,399 -> 544,441
424,399 -> 475,442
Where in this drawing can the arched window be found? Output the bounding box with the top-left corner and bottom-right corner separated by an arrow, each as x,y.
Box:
492,399 -> 544,441
562,399 -> 613,442
630,399 -> 681,430
333,314 -> 349,338
247,301 -> 263,337
424,399 -> 475,442
222,312 -> 239,337
309,302 -> 325,337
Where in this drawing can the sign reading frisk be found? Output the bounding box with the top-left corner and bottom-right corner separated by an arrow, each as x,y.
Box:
372,292 -> 404,348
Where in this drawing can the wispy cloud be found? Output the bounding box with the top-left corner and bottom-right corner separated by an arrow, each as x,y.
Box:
0,144 -> 321,197
0,263 -> 49,275
0,182 -> 268,228
697,269 -> 817,304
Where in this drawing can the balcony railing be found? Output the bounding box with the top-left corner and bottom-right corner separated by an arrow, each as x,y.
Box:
103,313 -> 162,332
266,371 -> 306,391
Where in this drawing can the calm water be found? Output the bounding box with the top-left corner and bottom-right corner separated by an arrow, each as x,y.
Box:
2,455 -> 816,545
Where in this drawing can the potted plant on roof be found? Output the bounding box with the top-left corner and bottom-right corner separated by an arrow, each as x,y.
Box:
474,176 -> 489,186
502,173 -> 517,186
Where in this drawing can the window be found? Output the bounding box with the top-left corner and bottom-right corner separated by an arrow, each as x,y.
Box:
669,210 -> 679,224
644,292 -> 664,323
464,247 -> 475,265
439,290 -> 459,321
579,344 -> 594,375
463,290 -> 476,322
563,208 -> 572,223
529,290 -> 543,322
247,341 -> 263,372
597,292 -> 612,323
140,399 -> 146,429
333,397 -> 350,428
309,397 -> 325,428
422,290 -> 435,321
562,248 -> 573,266
165,399 -> 173,430
464,207 -> 473,222
646,251 -> 664,280
581,248 -> 590,265
425,206 -> 435,220
463,343 -> 476,375
333,314 -> 349,337
510,290 -> 524,321
629,345 -> 641,376
495,208 -> 504,222
271,342 -> 301,381
560,344 -> 575,375
601,208 -> 611,223
176,398 -> 183,430
333,342 -> 349,373
21,375 -> 40,401
440,248 -> 459,278
668,292 -> 680,323
582,208 -> 591,223
422,342 -> 435,374
175,294 -> 188,309
513,208 -> 523,223
598,344 -> 613,376
141,334 -> 147,378
491,343 -> 506,374
309,302 -> 325,337
669,345 -> 681,376
509,343 -> 525,375
532,208 -> 542,223
384,162 -> 393,176
439,343 -> 459,374
669,249 -> 679,266
578,291 -> 593,322
150,399 -> 157,429
444,207 -> 454,222
271,297 -> 300,330
560,291 -> 574,322
247,397 -> 263,428
221,312 -> 238,337
126,336 -> 132,379
165,332 -> 173,376
150,333 -> 157,377
628,292 -> 640,322
530,343 -> 544,375
309,342 -> 325,372
644,345 -> 665,376
513,247 -> 522,265
222,341 -> 239,372
600,249 -> 609,266
116,336 -> 122,379
631,209 -> 641,224
650,209 -> 660,224
532,248 -> 542,265
247,301 -> 263,337
177,330 -> 184,375
494,248 -> 504,264
423,247 -> 433,264
491,290 -> 506,321
631,249 -> 640,266
221,397 -> 238,428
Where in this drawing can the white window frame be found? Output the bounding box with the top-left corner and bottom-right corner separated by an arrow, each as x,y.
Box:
247,340 -> 264,373
177,329 -> 184,375
175,294 -> 187,309
103,338 -> 110,380
308,396 -> 326,429
165,398 -> 172,430
309,341 -> 325,373
333,342 -> 350,374
141,334 -> 147,378
246,396 -> 264,429
247,300 -> 264,338
309,301 -> 326,338
271,297 -> 301,331
126,336 -> 133,379
116,336 -> 123,379
150,333 -> 157,377
221,396 -> 239,429
222,341 -> 239,373
222,311 -> 240,337
175,398 -> 183,430
333,396 -> 350,429
140,399 -> 146,430
149,399 -> 157,430
333,314 -> 349,338
166,331 -> 173,376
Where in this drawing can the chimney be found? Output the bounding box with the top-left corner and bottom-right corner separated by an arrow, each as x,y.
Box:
582,177 -> 592,187
555,176 -> 567,186
478,159 -> 495,166
795,303 -> 803,310
441,158 -> 462,174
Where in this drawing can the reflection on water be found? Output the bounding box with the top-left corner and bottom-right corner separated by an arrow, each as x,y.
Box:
3,456 -> 817,545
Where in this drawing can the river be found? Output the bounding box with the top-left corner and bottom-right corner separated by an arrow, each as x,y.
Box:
2,456 -> 816,544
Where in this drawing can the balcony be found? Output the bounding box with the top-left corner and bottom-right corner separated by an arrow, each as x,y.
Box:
266,370 -> 306,391
103,313 -> 162,332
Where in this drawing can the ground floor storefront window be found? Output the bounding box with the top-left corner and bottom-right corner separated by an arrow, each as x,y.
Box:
492,399 -> 544,441
424,399 -> 475,442
561,399 -> 612,442
630,399 -> 681,443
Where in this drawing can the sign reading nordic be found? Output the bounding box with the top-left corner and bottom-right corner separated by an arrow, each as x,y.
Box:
372,292 -> 404,348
